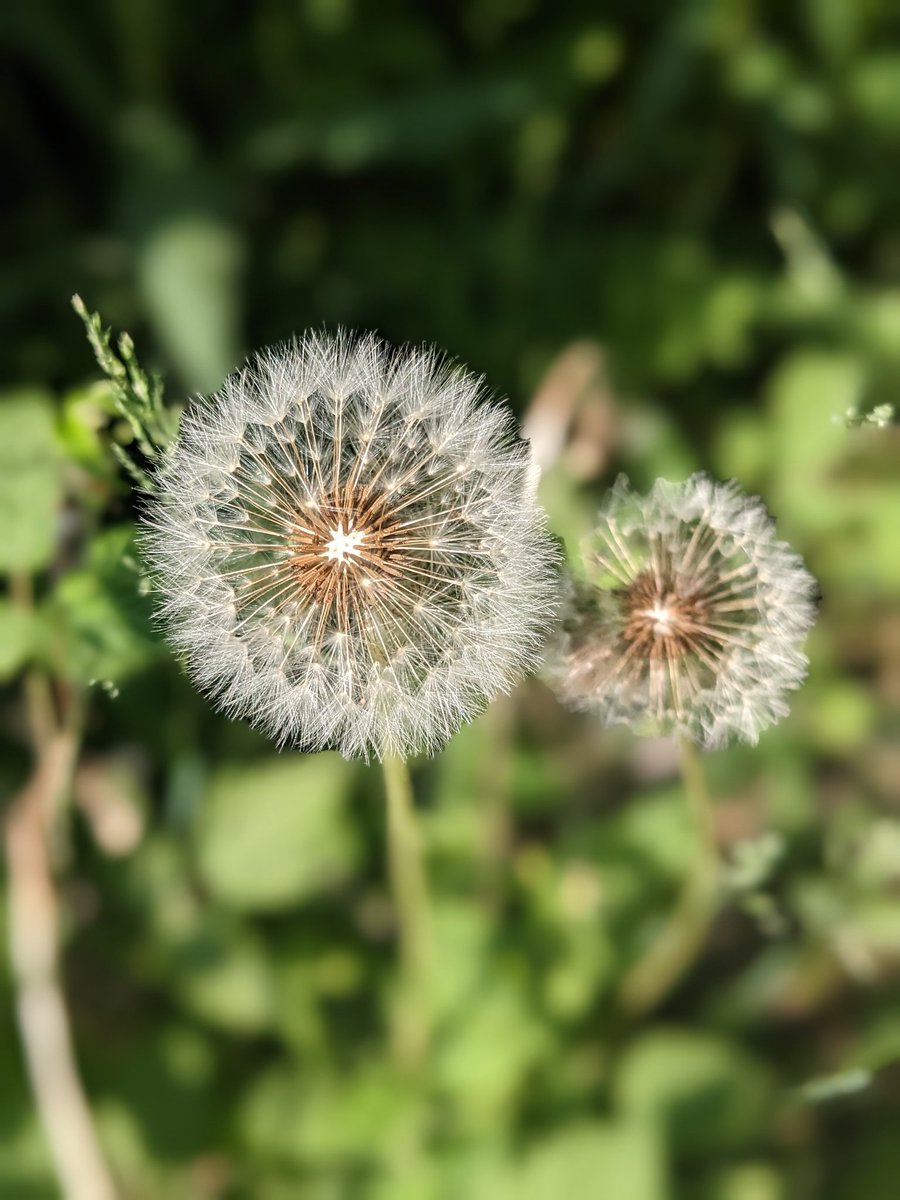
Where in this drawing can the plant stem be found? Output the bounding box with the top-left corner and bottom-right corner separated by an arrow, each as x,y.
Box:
619,737 -> 718,1016
4,575 -> 118,1200
476,697 -> 514,911
8,573 -> 56,750
382,754 -> 432,1071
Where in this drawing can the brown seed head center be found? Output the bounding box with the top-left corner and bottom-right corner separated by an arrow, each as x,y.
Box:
286,486 -> 403,604
620,570 -> 709,659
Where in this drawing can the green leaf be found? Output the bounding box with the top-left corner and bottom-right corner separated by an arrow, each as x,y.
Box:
0,389 -> 62,573
238,1062 -> 419,1166
614,1028 -> 773,1152
767,349 -> 861,529
851,53 -> 900,133
171,917 -> 275,1034
436,976 -> 551,1124
122,834 -> 275,1034
195,754 -> 359,912
515,1121 -> 664,1200
428,899 -> 493,1022
710,1163 -> 786,1200
57,382 -> 119,477
138,214 -> 244,393
464,1120 -> 664,1200
52,525 -> 161,684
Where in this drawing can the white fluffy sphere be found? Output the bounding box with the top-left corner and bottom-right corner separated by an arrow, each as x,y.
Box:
144,331 -> 560,760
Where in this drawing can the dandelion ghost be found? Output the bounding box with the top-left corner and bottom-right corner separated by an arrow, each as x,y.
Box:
145,332 -> 559,760
548,474 -> 817,747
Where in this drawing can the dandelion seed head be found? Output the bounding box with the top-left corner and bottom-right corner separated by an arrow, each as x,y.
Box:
548,473 -> 818,748
144,330 -> 559,760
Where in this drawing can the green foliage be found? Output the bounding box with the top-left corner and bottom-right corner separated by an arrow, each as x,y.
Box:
0,389 -> 61,573
71,295 -> 180,491
51,524 -> 162,686
196,755 -> 360,912
137,216 -> 244,396
468,1119 -> 664,1200
4,1 -> 900,1197
614,1029 -> 773,1152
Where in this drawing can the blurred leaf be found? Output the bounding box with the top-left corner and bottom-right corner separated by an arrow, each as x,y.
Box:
571,26 -> 624,85
436,975 -> 551,1125
766,349 -> 861,527
514,1120 -> 663,1200
138,213 -> 244,393
91,1024 -> 222,1168
607,786 -> 696,880
709,1162 -> 786,1200
467,1119 -> 664,1200
171,916 -> 275,1034
851,53 -> 900,132
0,389 -> 61,573
196,754 -> 359,912
122,834 -> 275,1033
806,681 -> 876,754
273,937 -> 365,1055
614,1028 -> 773,1152
239,1061 -> 419,1166
57,382 -> 118,476
713,409 -> 769,487
244,74 -> 543,172
428,899 -> 492,1022
842,898 -> 900,959
543,921 -> 617,1018
52,524 -> 161,684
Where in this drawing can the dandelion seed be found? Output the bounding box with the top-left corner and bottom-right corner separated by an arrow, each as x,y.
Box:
144,331 -> 559,760
548,473 -> 817,747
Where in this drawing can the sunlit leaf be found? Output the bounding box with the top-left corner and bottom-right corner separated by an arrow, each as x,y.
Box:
196,754 -> 359,911
615,1028 -> 773,1152
0,389 -> 61,573
52,524 -> 162,684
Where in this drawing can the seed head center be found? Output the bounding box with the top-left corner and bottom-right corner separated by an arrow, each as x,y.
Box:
323,523 -> 367,565
643,602 -> 676,632
619,571 -> 710,658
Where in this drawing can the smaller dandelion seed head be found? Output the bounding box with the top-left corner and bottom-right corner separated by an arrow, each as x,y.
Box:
546,473 -> 819,748
143,330 -> 560,760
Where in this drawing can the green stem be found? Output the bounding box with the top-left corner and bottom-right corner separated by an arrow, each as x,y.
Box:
382,754 -> 432,1071
477,697 -> 514,911
619,737 -> 718,1016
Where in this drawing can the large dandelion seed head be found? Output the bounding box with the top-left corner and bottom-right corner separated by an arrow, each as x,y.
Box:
144,331 -> 559,760
548,474 -> 818,747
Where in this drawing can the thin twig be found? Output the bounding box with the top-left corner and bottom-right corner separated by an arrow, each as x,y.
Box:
4,576 -> 118,1200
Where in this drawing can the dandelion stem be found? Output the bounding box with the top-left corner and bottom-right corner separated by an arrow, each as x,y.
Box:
619,737 -> 718,1016
477,697 -> 515,911
382,754 -> 432,1071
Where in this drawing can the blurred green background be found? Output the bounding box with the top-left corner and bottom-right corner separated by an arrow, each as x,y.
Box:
2,1 -> 900,1197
